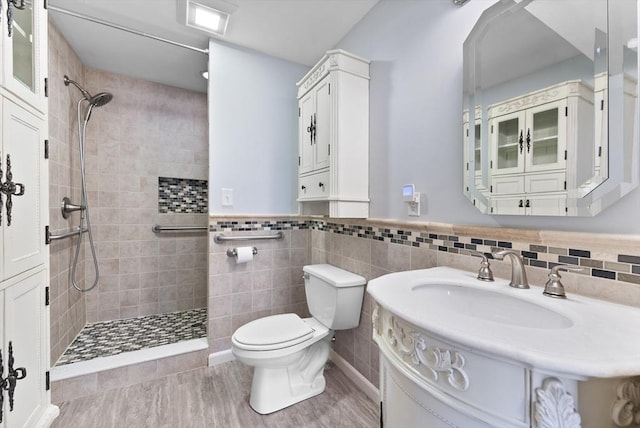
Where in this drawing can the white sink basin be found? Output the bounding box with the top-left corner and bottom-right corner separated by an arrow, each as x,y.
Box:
413,283 -> 573,329
367,266 -> 640,378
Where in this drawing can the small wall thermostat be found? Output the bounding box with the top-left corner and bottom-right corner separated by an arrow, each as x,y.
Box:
402,184 -> 419,203
402,184 -> 421,216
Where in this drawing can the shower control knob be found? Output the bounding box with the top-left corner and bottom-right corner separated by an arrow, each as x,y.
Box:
60,197 -> 86,219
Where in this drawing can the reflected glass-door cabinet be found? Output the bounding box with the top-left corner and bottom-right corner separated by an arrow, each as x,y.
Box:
487,80 -> 594,215
0,0 -> 56,426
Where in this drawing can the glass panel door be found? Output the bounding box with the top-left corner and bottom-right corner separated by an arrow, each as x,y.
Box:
531,108 -> 558,165
492,111 -> 524,175
12,3 -> 35,92
526,100 -> 567,172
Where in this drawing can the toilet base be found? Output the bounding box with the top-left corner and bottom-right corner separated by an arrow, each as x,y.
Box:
247,336 -> 332,414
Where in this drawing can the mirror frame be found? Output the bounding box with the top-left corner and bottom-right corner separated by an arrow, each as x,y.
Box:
463,0 -> 639,216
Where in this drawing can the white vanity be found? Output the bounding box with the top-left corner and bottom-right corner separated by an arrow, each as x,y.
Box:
368,267 -> 640,428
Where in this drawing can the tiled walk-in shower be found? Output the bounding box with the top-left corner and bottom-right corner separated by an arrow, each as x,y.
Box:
55,308 -> 207,366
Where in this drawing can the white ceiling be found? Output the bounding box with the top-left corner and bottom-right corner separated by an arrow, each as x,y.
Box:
49,0 -> 380,93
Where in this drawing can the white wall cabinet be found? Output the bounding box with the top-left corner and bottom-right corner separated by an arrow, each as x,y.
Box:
0,0 -> 56,426
487,80 -> 594,215
296,50 -> 370,218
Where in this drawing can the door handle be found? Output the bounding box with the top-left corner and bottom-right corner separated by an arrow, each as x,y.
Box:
0,154 -> 26,226
519,130 -> 523,154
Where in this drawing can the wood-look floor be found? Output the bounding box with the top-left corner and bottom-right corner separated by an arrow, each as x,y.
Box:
52,361 -> 379,428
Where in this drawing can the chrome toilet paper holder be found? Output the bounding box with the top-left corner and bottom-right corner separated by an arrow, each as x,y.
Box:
226,247 -> 258,258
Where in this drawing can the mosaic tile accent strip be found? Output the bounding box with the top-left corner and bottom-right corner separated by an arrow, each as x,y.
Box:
209,219 -> 310,232
158,177 -> 208,214
209,219 -> 640,286
56,308 -> 207,366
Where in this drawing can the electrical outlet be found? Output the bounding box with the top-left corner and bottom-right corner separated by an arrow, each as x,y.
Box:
407,192 -> 420,216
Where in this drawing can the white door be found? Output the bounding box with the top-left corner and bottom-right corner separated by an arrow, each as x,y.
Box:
298,91 -> 315,174
313,76 -> 331,171
491,196 -> 526,215
524,100 -> 567,173
1,99 -> 45,280
491,111 -> 525,176
2,268 -> 46,428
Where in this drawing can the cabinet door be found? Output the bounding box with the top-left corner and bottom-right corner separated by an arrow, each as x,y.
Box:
298,91 -> 315,174
1,0 -> 47,112
313,77 -> 331,171
525,194 -> 567,216
3,269 -> 46,428
491,196 -> 526,215
594,88 -> 607,177
2,99 -> 46,280
492,175 -> 524,196
524,100 -> 567,173
491,111 -> 525,176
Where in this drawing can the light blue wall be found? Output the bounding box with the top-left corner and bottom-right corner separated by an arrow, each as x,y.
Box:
208,39 -> 308,214
336,0 -> 640,233
207,0 -> 640,233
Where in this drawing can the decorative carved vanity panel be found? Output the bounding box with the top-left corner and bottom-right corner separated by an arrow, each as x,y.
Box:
373,303 -> 634,428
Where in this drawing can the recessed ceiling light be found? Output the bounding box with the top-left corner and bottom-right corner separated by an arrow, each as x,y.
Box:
186,1 -> 230,36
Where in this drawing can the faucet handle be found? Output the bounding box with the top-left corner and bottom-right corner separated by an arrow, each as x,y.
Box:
543,264 -> 585,299
469,250 -> 494,282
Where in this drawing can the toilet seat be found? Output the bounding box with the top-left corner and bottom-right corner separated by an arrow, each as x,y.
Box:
232,313 -> 315,351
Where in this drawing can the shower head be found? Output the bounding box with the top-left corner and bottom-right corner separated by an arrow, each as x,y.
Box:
64,74 -> 113,107
89,92 -> 113,107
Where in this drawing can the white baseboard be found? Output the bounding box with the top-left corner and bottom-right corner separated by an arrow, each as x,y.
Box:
329,349 -> 379,403
208,349 -> 235,366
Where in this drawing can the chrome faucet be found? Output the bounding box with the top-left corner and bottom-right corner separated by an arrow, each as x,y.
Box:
469,250 -> 494,281
492,250 -> 529,289
543,264 -> 584,298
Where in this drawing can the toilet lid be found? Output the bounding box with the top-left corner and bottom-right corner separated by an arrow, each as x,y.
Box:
233,313 -> 315,351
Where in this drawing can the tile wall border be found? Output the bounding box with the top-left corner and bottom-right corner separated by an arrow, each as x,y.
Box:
209,215 -> 640,299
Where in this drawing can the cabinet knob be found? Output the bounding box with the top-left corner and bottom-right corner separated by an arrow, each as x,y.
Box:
301,185 -> 306,191
518,199 -> 524,208
526,129 -> 531,153
318,182 -> 324,189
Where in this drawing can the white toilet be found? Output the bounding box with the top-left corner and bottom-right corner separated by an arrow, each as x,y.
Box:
231,264 -> 366,414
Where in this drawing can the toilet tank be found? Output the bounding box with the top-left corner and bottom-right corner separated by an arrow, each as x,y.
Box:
303,264 -> 366,330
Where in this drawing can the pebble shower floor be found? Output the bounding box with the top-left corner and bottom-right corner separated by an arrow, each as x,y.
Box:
55,308 -> 207,366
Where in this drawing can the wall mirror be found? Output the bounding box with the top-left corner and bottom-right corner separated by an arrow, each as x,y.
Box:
463,0 -> 638,216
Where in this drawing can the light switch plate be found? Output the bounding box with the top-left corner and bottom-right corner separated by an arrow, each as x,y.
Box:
221,188 -> 233,206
